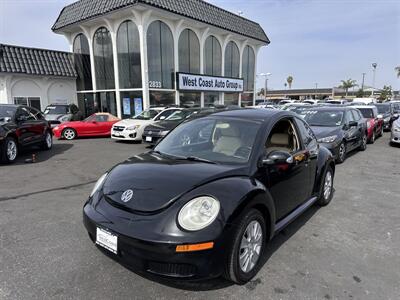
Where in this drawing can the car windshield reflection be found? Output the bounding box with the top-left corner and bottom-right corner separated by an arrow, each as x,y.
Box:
155,118 -> 261,164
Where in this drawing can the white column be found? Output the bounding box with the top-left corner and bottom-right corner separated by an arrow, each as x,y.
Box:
88,35 -> 97,92
253,46 -> 261,106
110,28 -> 122,118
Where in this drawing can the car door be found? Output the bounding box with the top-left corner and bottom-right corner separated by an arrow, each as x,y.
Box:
15,107 -> 38,145
95,115 -> 113,135
27,107 -> 48,144
351,109 -> 364,147
343,110 -> 358,151
261,117 -> 311,220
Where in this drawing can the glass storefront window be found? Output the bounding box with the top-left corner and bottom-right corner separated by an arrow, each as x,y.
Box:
150,91 -> 176,107
179,92 -> 201,108
93,27 -> 115,90
117,21 -> 142,89
77,93 -> 95,117
120,91 -> 143,119
241,93 -> 254,107
204,93 -> 220,107
73,34 -> 93,91
77,92 -> 117,117
179,29 -> 200,74
204,36 -> 221,76
147,21 -> 174,89
242,46 -> 255,92
224,93 -> 239,106
224,41 -> 240,78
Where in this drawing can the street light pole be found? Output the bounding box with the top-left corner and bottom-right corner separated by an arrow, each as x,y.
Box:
258,73 -> 272,101
372,63 -> 377,96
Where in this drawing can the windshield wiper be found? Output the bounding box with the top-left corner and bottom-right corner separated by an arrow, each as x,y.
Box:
181,156 -> 217,164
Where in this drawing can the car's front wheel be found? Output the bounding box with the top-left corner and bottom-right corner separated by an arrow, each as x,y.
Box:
1,137 -> 18,164
62,128 -> 77,140
336,142 -> 346,164
369,130 -> 375,144
224,209 -> 266,284
359,133 -> 367,151
317,166 -> 334,206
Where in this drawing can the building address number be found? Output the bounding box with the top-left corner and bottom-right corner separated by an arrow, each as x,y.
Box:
149,81 -> 162,88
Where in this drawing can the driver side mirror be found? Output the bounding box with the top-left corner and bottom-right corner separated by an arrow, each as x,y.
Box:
262,151 -> 293,166
348,121 -> 358,127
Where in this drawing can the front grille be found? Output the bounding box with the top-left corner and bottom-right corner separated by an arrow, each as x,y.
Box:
144,129 -> 161,135
147,261 -> 197,277
113,126 -> 125,132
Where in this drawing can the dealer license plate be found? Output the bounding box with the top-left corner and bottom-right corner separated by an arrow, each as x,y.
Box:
96,228 -> 118,254
145,136 -> 152,142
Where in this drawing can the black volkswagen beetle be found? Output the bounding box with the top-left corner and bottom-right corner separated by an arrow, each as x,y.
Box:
84,109 -> 335,284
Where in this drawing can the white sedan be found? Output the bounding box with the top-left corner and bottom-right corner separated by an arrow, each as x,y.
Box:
111,108 -> 180,142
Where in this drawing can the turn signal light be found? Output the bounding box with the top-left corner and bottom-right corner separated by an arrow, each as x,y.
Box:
176,242 -> 214,252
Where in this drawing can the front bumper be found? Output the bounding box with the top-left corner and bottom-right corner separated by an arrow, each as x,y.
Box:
391,129 -> 400,144
52,128 -> 63,139
83,201 -> 227,279
111,129 -> 140,141
142,134 -> 165,145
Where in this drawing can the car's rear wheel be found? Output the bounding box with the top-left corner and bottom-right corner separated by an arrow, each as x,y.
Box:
359,133 -> 367,151
1,137 -> 18,164
41,131 -> 53,150
224,209 -> 266,284
62,128 -> 77,140
336,142 -> 346,164
317,166 -> 334,206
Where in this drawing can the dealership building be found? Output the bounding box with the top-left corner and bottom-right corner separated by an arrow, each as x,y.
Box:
51,0 -> 269,118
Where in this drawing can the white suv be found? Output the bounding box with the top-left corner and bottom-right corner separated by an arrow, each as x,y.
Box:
111,108 -> 180,142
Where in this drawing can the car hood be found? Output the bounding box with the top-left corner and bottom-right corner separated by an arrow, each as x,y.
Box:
114,119 -> 152,127
102,152 -> 247,213
310,126 -> 341,139
145,120 -> 180,132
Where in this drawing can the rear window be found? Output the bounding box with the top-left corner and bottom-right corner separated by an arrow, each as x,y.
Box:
357,108 -> 374,119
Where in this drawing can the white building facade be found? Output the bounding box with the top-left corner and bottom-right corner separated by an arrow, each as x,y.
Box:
0,45 -> 77,111
53,0 -> 270,118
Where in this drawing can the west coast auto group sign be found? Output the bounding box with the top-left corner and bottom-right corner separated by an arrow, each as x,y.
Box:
177,73 -> 244,92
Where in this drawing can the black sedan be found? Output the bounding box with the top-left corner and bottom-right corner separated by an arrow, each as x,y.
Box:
375,103 -> 398,131
0,104 -> 53,164
142,107 -> 221,145
297,106 -> 367,163
83,109 -> 335,284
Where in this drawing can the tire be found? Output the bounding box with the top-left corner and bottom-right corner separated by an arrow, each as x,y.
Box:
62,128 -> 77,140
359,133 -> 367,151
41,131 -> 53,150
1,137 -> 18,164
368,131 -> 375,144
224,209 -> 266,284
316,166 -> 334,206
378,126 -> 384,137
336,142 -> 346,164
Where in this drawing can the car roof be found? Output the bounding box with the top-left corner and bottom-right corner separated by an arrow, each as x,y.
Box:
211,108 -> 293,121
300,106 -> 352,112
0,104 -> 18,108
352,105 -> 376,109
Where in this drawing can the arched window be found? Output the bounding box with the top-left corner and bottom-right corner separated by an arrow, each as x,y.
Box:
224,41 -> 240,78
93,27 -> 115,90
73,34 -> 92,91
242,45 -> 255,91
179,29 -> 200,74
204,36 -> 221,76
147,20 -> 174,90
117,21 -> 141,89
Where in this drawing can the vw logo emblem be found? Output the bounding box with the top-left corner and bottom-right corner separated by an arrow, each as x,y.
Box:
148,131 -> 153,135
121,189 -> 134,203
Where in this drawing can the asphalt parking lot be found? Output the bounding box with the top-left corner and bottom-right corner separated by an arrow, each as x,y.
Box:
0,135 -> 399,300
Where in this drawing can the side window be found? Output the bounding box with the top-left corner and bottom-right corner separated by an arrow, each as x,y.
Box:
351,110 -> 361,121
155,109 -> 176,121
266,118 -> 301,154
346,111 -> 355,123
27,107 -> 42,120
95,115 -> 109,122
22,107 -> 36,121
295,118 -> 317,148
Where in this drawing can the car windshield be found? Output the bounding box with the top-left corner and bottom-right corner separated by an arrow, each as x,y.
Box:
166,110 -> 193,121
44,105 -> 68,115
357,108 -> 374,119
300,110 -> 344,126
132,109 -> 159,120
0,106 -> 17,121
375,104 -> 390,114
155,118 -> 261,164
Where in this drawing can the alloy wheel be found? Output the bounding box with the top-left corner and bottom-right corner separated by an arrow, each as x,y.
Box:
323,171 -> 333,200
7,140 -> 17,161
339,143 -> 346,161
239,220 -> 263,273
46,132 -> 53,148
63,129 -> 76,140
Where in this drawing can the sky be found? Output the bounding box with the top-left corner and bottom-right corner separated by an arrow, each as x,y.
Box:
0,0 -> 399,91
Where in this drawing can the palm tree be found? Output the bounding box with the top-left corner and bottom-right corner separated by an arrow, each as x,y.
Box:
286,76 -> 293,89
339,79 -> 358,96
396,66 -> 400,78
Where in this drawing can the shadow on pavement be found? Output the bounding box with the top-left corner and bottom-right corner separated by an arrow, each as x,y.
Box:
9,143 -> 74,165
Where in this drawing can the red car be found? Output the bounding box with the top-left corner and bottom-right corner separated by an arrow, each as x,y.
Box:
354,106 -> 383,144
53,113 -> 120,140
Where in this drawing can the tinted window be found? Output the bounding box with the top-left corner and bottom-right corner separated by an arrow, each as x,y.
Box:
147,21 -> 174,89
178,29 -> 200,74
117,21 -> 142,89
0,106 -> 17,120
73,34 -> 93,91
295,118 -> 317,147
300,110 -> 344,127
375,104 -> 390,114
204,36 -> 221,76
346,111 -> 355,123
95,115 -> 109,122
224,41 -> 240,78
93,27 -> 115,90
242,46 -> 255,92
44,106 -> 68,115
154,109 -> 178,121
356,108 -> 373,119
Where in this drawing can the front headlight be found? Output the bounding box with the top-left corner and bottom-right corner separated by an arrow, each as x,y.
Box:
318,135 -> 338,143
54,126 -> 59,130
384,117 -> 390,122
90,173 -> 108,197
178,196 -> 220,231
160,130 -> 170,136
127,125 -> 140,131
